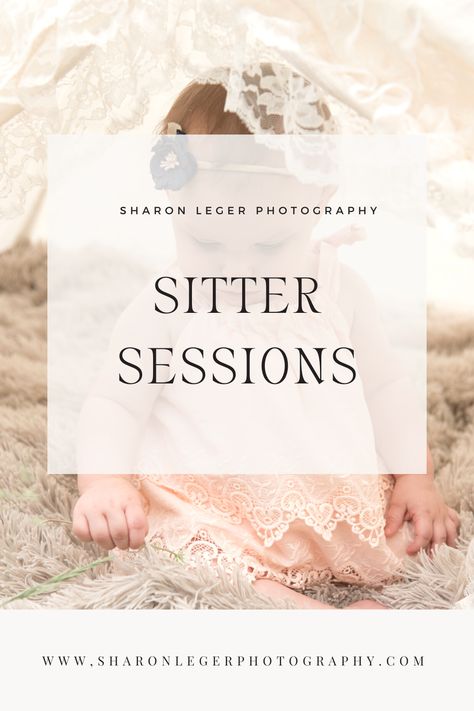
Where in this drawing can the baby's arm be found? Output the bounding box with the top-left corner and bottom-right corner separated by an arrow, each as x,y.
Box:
73,278 -> 172,550
342,265 -> 460,553
339,264 -> 422,473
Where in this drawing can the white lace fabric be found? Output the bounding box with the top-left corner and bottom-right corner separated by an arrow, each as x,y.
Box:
1,0 -> 473,258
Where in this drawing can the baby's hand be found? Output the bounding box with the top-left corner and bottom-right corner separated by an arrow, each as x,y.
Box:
384,475 -> 460,555
72,476 -> 149,551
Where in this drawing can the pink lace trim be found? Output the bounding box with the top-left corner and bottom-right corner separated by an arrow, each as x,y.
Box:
132,473 -> 394,549
135,525 -> 402,591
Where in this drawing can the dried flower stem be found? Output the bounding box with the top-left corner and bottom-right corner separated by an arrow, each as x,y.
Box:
1,544 -> 184,607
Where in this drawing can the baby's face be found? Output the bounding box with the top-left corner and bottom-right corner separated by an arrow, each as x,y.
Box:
169,173 -> 332,293
175,211 -> 312,278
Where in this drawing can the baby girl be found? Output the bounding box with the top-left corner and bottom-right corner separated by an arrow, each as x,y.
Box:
72,67 -> 459,609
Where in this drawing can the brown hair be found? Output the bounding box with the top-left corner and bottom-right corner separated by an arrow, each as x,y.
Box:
159,65 -> 333,136
160,81 -> 251,135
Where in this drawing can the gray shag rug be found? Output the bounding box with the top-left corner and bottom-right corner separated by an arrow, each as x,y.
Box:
1,239 -> 473,609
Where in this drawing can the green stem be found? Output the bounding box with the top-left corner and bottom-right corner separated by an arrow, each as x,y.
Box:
0,544 -> 184,607
0,556 -> 112,607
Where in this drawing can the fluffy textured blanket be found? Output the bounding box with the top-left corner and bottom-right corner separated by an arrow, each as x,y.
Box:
0,240 -> 473,609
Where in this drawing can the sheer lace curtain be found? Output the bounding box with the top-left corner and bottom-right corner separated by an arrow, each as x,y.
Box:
1,0 -> 473,301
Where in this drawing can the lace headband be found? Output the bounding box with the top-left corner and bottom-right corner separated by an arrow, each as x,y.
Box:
152,121 -> 363,249
151,122 -> 308,190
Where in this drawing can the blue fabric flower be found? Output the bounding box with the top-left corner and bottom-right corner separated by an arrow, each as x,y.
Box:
150,134 -> 197,191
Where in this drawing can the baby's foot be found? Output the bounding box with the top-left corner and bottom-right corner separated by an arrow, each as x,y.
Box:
252,578 -> 334,609
345,599 -> 388,610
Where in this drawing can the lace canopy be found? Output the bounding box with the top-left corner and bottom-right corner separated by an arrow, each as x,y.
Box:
1,0 -> 473,255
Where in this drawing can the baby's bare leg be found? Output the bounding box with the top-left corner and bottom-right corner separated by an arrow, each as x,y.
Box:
345,599 -> 388,609
252,578 -> 335,609
252,580 -> 388,609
